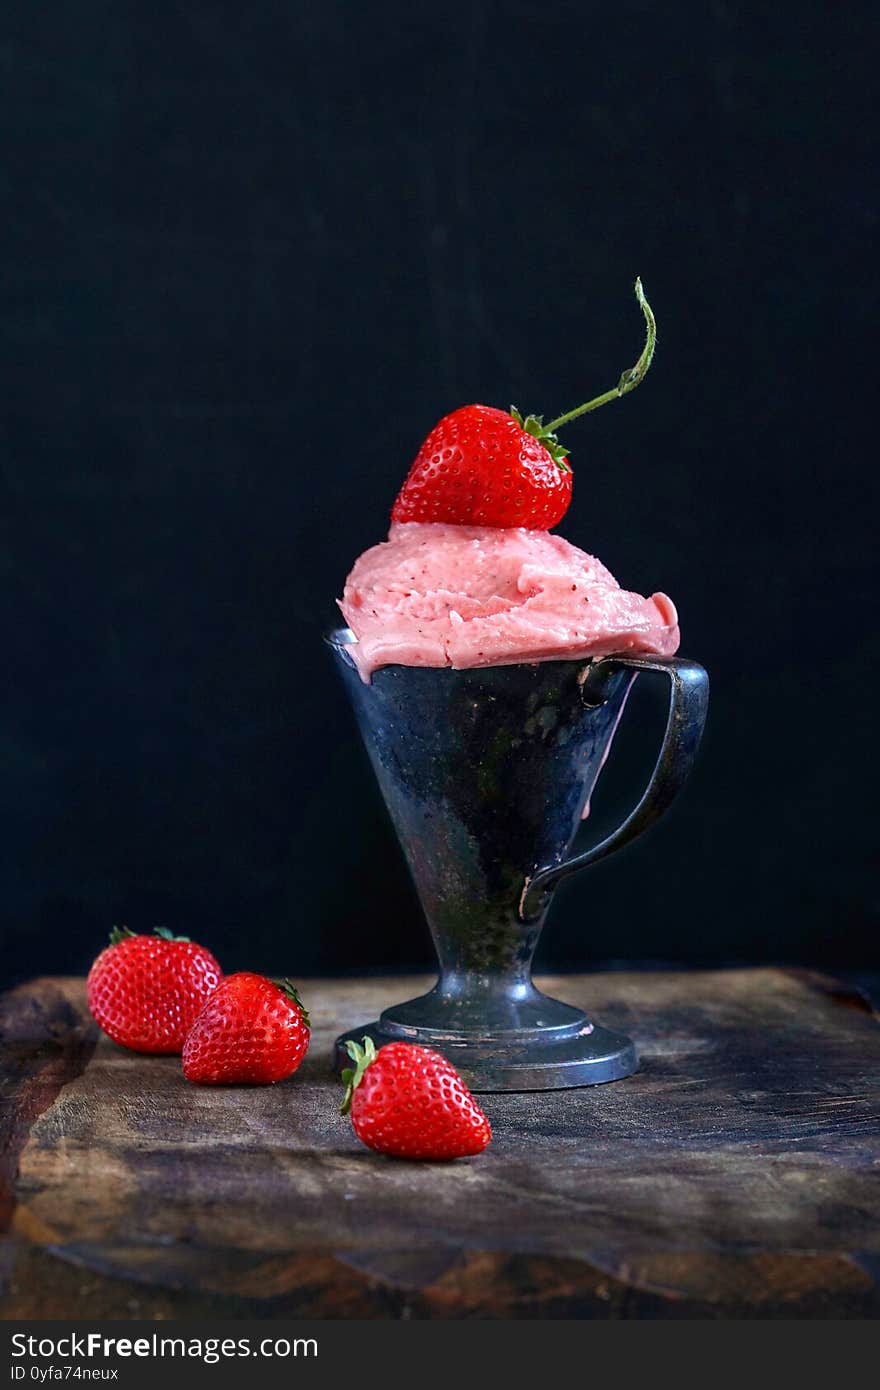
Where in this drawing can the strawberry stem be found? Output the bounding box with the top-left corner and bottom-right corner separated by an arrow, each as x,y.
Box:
543,278 -> 656,433
339,1036 -> 377,1116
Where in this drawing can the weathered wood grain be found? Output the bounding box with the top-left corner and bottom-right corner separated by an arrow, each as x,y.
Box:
1,969 -> 878,1319
0,980 -> 97,1233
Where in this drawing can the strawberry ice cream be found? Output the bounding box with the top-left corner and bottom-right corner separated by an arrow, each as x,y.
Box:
338,522 -> 679,681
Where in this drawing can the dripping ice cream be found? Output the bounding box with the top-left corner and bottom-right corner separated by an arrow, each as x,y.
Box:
338,521 -> 679,681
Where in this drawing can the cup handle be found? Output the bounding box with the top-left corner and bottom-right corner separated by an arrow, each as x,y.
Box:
519,655 -> 709,921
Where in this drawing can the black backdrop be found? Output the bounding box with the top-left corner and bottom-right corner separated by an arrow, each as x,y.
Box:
3,2 -> 876,986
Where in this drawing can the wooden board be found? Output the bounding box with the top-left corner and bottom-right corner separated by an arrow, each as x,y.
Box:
1,969 -> 878,1319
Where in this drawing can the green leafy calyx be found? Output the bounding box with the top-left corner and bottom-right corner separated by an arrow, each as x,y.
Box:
274,978 -> 310,1028
339,1036 -> 377,1116
110,926 -> 191,946
153,926 -> 191,943
509,407 -> 571,471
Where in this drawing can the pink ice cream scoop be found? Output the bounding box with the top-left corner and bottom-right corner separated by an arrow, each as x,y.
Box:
338,521 -> 679,681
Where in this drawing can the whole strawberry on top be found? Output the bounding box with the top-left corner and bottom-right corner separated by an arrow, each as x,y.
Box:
391,404 -> 573,529
87,926 -> 222,1054
392,277 -> 656,529
182,972 -> 310,1085
340,1038 -> 491,1160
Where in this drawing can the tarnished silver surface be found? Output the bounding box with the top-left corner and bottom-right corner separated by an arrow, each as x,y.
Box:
329,631 -> 708,1091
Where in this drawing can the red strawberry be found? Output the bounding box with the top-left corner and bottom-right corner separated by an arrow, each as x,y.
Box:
391,404 -> 573,530
340,1038 -> 491,1160
391,278 -> 656,530
87,926 -> 222,1054
182,973 -> 310,1085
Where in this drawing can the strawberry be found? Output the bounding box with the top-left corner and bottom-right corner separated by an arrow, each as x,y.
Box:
392,277 -> 656,529
340,1038 -> 491,1160
391,403 -> 573,529
87,926 -> 222,1054
182,972 -> 310,1084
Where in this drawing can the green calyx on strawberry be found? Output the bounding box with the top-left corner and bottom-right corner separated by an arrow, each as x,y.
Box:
392,277 -> 656,531
108,925 -> 191,946
339,1035 -> 377,1115
274,977 -> 310,1029
508,407 -> 571,472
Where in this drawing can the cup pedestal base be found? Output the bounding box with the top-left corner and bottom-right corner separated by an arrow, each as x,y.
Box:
333,1016 -> 638,1092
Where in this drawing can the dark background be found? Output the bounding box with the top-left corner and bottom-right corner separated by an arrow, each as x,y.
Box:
3,2 -> 876,986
